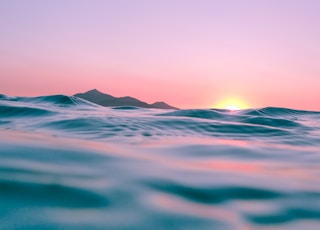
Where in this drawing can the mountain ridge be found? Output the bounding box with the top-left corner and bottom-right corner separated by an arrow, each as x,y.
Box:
74,89 -> 178,110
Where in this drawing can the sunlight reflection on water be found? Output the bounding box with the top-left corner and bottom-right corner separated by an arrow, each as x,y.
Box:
1,95 -> 320,229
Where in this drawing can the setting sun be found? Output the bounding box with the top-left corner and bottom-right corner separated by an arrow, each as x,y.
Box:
214,97 -> 249,110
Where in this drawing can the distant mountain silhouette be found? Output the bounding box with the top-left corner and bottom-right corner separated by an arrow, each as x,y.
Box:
74,89 -> 178,110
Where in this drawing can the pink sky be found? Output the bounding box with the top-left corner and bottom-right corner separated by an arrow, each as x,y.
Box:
1,0 -> 320,110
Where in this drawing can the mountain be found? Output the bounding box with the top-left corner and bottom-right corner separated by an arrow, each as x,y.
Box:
74,89 -> 178,110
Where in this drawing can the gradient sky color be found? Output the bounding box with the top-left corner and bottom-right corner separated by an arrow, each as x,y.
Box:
1,0 -> 320,109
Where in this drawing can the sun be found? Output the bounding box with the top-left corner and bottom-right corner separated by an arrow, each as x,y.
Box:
225,105 -> 240,111
214,97 -> 249,111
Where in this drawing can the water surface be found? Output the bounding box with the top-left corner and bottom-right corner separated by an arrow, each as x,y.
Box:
1,94 -> 320,229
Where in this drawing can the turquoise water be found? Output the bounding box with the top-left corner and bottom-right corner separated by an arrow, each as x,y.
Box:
1,94 -> 320,229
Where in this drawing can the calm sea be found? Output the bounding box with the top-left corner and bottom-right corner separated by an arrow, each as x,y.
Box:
1,94 -> 320,229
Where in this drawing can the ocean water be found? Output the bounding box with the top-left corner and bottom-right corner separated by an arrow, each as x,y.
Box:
1,94 -> 320,230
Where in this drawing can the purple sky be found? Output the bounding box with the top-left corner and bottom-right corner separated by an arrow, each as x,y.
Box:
1,0 -> 320,109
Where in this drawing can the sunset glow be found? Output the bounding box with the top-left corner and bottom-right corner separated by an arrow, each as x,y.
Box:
1,1 -> 320,110
214,97 -> 250,111
1,1 -> 320,229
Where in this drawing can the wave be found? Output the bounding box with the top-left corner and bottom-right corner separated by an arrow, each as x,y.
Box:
0,94 -> 99,107
241,107 -> 320,116
1,94 -> 320,229
112,106 -> 143,110
0,104 -> 56,117
0,94 -> 319,145
157,108 -> 308,130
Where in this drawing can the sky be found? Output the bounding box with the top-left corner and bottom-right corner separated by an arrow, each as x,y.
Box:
0,0 -> 320,110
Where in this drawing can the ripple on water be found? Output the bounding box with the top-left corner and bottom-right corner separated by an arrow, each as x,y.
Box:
1,94 -> 320,229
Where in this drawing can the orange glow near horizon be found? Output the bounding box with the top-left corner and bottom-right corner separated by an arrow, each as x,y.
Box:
1,1 -> 320,111
214,97 -> 250,110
